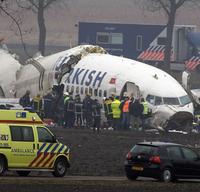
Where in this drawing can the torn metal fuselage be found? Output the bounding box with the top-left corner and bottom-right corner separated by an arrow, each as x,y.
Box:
149,104 -> 194,132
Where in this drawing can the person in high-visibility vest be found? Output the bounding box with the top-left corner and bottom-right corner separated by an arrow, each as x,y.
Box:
103,97 -> 113,129
120,96 -> 130,130
141,97 -> 149,130
111,96 -> 121,130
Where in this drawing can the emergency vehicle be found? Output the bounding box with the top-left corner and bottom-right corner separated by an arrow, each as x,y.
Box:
0,109 -> 70,177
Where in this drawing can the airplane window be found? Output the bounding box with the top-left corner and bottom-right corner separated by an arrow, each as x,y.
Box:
179,95 -> 191,106
89,88 -> 93,96
104,90 -> 107,97
146,95 -> 155,105
76,86 -> 79,94
81,87 -> 84,95
155,96 -> 162,105
99,90 -> 102,97
71,86 -> 74,94
85,87 -> 88,95
94,89 -> 98,97
163,97 -> 180,105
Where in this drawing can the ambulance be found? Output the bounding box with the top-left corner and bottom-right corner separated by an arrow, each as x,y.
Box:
0,109 -> 70,177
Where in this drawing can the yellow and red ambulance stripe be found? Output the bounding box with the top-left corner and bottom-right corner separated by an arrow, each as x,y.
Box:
29,143 -> 68,168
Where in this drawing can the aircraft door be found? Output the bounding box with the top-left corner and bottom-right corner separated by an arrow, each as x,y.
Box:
120,82 -> 140,100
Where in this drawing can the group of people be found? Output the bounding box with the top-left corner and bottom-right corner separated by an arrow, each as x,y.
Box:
19,85 -> 103,131
104,94 -> 150,131
19,85 -> 150,131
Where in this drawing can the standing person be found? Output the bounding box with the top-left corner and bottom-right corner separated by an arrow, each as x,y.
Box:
43,91 -> 53,119
63,92 -> 70,127
141,97 -> 149,130
32,94 -> 42,118
120,96 -> 130,130
56,86 -> 65,128
19,90 -> 31,108
51,88 -> 59,124
65,93 -> 75,128
103,97 -> 113,129
129,94 -> 135,129
83,93 -> 93,129
51,84 -> 65,127
92,99 -> 102,132
131,99 -> 144,131
74,94 -> 83,128
111,96 -> 121,130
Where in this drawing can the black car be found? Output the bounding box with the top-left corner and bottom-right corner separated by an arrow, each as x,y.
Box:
125,141 -> 200,182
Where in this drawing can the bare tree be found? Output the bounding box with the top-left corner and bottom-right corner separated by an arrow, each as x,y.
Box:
16,0 -> 63,56
0,0 -> 30,57
134,0 -> 194,73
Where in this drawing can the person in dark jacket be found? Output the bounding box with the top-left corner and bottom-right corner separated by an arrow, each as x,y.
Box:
83,94 -> 93,129
43,91 -> 53,119
64,94 -> 75,128
19,90 -> 31,108
51,84 -> 64,127
130,99 -> 144,131
92,99 -> 102,132
75,94 -> 83,128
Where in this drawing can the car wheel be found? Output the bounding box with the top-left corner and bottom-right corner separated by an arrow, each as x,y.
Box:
126,171 -> 138,180
161,168 -> 173,183
52,157 -> 67,177
16,171 -> 30,177
0,157 -> 6,175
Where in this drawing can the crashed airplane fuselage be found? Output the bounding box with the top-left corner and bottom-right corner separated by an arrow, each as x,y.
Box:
0,48 -> 21,98
6,45 -> 194,131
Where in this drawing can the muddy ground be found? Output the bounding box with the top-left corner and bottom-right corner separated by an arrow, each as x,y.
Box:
51,127 -> 200,176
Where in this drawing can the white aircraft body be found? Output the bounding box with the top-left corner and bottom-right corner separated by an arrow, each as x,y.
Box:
0,48 -> 21,98
4,45 -> 194,131
182,71 -> 200,107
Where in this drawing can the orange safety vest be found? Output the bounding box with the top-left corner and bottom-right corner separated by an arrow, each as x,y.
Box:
123,100 -> 129,112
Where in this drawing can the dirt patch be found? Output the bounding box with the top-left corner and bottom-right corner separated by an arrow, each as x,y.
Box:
48,127 -> 200,176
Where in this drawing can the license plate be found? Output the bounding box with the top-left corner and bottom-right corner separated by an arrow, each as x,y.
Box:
132,166 -> 143,171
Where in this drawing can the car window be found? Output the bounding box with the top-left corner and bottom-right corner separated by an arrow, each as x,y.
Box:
181,147 -> 198,160
131,144 -> 158,155
10,126 -> 34,142
37,127 -> 55,143
167,146 -> 183,159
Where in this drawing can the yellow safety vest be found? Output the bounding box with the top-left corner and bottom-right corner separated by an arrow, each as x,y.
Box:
111,99 -> 121,119
142,101 -> 148,115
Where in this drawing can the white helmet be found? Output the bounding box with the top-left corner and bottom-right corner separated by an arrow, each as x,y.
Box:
64,92 -> 69,96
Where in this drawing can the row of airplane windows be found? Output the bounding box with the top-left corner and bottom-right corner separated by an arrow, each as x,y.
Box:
66,85 -> 108,98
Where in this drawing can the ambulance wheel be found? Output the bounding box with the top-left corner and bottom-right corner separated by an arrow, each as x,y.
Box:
53,157 -> 67,177
0,157 -> 6,175
16,171 -> 30,177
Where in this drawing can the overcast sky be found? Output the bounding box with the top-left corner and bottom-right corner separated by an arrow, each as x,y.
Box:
0,0 -> 199,45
